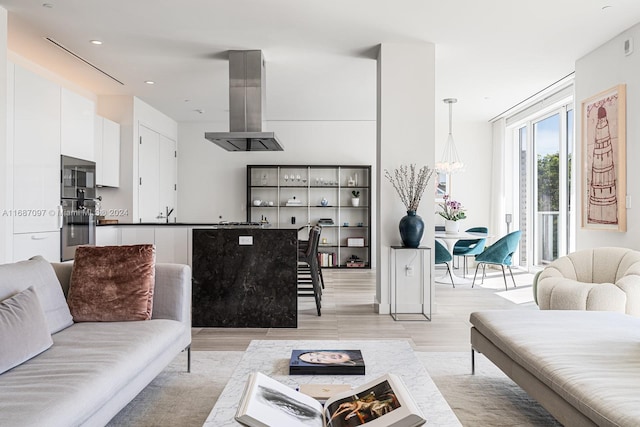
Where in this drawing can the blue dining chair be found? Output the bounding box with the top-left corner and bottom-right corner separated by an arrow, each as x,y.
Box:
435,240 -> 455,288
452,227 -> 488,277
472,230 -> 522,291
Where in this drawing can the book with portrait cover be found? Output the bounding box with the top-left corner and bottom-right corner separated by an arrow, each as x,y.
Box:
235,372 -> 426,427
289,350 -> 365,375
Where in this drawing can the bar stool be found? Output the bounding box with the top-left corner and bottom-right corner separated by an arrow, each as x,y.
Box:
298,225 -> 322,315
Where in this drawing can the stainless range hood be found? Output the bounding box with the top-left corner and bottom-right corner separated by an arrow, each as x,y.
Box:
205,50 -> 283,151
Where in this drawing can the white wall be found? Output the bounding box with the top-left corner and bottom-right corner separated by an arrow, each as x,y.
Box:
177,119 -> 377,259
433,117 -> 493,230
0,7 -> 8,263
575,22 -> 640,250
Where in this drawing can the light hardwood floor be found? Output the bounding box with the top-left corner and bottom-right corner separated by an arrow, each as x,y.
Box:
192,266 -> 537,352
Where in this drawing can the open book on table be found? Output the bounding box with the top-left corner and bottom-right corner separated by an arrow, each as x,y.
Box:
235,372 -> 426,427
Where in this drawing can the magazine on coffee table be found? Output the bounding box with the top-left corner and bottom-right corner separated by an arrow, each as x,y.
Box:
289,350 -> 366,375
235,372 -> 426,427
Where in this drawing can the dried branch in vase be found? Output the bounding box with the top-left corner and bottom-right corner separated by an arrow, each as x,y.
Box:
384,164 -> 434,212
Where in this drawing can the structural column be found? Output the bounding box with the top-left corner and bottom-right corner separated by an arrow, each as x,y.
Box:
376,43 -> 435,313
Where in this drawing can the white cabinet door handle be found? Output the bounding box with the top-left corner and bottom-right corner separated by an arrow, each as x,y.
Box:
31,234 -> 49,240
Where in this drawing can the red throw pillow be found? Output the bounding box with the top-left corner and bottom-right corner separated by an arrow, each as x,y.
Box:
67,245 -> 156,322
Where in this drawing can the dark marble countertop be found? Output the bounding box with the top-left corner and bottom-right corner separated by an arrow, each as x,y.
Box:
97,222 -> 304,230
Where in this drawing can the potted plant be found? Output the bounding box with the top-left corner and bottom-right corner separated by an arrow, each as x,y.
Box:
351,190 -> 360,207
437,194 -> 466,233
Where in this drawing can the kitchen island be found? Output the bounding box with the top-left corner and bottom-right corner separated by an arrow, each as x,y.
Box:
191,227 -> 298,328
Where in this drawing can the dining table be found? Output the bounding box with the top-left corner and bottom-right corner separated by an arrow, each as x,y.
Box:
435,230 -> 490,285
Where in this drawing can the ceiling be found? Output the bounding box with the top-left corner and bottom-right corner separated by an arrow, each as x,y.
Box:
1,0 -> 640,126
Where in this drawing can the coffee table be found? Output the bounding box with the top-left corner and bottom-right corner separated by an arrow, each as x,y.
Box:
203,339 -> 461,426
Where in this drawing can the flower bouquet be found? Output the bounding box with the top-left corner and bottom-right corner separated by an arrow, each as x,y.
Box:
437,195 -> 466,221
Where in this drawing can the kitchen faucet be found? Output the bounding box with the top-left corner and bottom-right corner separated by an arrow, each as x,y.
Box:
156,206 -> 175,223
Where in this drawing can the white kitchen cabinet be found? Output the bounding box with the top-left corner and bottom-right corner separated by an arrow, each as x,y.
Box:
94,115 -> 120,187
12,64 -> 61,234
13,232 -> 60,262
154,227 -> 188,264
120,227 -> 155,245
95,226 -> 119,246
138,124 -> 176,223
61,88 -> 95,161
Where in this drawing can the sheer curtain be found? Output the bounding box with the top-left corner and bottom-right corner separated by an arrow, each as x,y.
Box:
489,118 -> 507,244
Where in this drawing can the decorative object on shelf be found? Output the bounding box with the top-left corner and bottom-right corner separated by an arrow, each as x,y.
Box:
347,237 -> 365,247
346,255 -> 365,268
436,98 -> 464,174
268,201 -> 274,206
347,176 -> 356,187
385,164 -> 434,248
286,196 -> 302,206
317,218 -> 334,225
351,190 -> 360,207
261,174 -> 268,185
253,199 -> 262,206
320,197 -> 329,207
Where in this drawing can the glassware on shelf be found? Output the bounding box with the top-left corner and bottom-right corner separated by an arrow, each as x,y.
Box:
283,174 -> 289,183
296,174 -> 301,182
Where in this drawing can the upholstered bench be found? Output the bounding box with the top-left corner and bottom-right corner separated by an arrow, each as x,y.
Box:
470,310 -> 640,427
534,247 -> 640,316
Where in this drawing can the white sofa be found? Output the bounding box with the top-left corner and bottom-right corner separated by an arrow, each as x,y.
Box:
0,256 -> 192,427
471,309 -> 640,427
534,247 -> 640,315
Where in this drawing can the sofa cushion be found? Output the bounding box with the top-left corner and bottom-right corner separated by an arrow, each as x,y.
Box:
67,245 -> 156,321
0,318 -> 186,427
0,286 -> 53,374
0,256 -> 73,334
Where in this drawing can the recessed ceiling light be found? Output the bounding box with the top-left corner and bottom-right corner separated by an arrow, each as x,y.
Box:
194,109 -> 205,114
42,3 -> 54,8
602,5 -> 612,10
90,40 -> 103,45
145,80 -> 155,85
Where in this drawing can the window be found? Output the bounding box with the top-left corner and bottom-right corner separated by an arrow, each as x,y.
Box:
513,103 -> 573,269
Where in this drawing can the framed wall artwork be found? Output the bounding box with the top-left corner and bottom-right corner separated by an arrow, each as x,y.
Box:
435,172 -> 449,202
581,84 -> 626,231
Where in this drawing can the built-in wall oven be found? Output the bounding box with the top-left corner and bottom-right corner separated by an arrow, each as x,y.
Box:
61,155 -> 97,261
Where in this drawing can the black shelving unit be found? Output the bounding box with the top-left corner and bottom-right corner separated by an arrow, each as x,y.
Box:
247,165 -> 372,268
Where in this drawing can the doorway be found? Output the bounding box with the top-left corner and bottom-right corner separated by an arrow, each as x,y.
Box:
515,103 -> 574,269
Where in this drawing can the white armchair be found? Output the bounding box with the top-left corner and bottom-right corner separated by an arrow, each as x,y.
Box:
535,247 -> 640,316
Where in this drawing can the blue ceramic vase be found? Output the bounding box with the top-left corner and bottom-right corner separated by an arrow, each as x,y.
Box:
399,210 -> 424,248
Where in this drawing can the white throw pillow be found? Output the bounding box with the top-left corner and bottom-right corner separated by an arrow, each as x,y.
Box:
0,286 -> 53,374
0,256 -> 73,334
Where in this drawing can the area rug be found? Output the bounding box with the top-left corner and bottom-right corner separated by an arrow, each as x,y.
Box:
418,352 -> 561,426
108,350 -> 561,426
107,351 -> 242,427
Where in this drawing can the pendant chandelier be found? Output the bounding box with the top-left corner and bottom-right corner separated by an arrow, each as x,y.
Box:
435,98 -> 464,174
